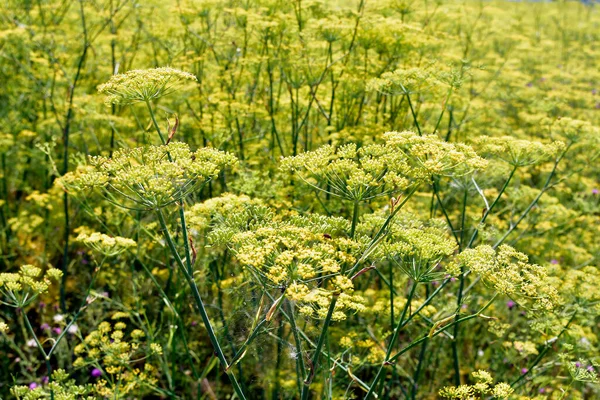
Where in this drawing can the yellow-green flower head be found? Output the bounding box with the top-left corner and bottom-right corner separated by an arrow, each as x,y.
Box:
440,370 -> 513,399
76,232 -> 137,257
64,142 -> 237,209
367,66 -> 441,95
219,204 -> 366,320
550,117 -> 599,143
0,265 -> 63,307
281,133 -> 485,202
185,193 -> 261,232
458,245 -> 559,310
76,321 -> 160,396
383,131 -> 488,178
567,359 -> 600,383
11,368 -> 94,399
97,67 -> 197,105
383,224 -> 457,282
476,136 -> 565,167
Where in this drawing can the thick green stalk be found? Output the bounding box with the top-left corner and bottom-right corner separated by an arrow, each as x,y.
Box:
145,99 -> 167,145
300,295 -> 338,400
405,92 -> 422,136
287,300 -> 307,387
451,187 -> 469,386
350,200 -> 360,238
156,209 -> 246,400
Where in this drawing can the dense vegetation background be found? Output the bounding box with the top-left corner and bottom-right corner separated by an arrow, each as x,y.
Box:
0,0 -> 599,398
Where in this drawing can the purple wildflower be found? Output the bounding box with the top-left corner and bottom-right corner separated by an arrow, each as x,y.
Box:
507,300 -> 516,309
521,368 -> 528,374
91,368 -> 102,378
29,382 -> 37,390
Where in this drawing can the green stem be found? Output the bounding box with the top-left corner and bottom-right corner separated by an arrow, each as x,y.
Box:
405,92 -> 422,136
300,294 -> 338,400
557,379 -> 574,400
494,158 -> 561,248
388,293 -> 498,364
156,209 -> 246,400
511,311 -> 577,387
288,300 -> 307,386
365,282 -> 417,399
467,165 -> 517,249
23,311 -> 53,400
350,200 -> 360,239
146,100 -> 167,145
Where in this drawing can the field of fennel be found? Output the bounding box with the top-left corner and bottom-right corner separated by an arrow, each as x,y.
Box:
1,0 -> 600,398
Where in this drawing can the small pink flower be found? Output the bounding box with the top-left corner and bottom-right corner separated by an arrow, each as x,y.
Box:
53,327 -> 62,335
29,382 -> 37,390
521,368 -> 528,374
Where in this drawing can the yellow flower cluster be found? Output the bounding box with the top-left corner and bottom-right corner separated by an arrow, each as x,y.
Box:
97,67 -> 197,105
383,131 -> 488,178
62,142 -> 237,209
476,136 -> 565,167
230,215 -> 366,320
0,265 -> 63,307
75,231 -> 137,257
555,265 -> 600,309
281,132 -> 486,201
186,193 -> 260,232
439,370 -> 514,399
383,224 -> 457,282
74,321 -> 160,397
367,66 -> 442,95
11,369 -> 94,400
550,117 -> 599,143
458,245 -> 559,310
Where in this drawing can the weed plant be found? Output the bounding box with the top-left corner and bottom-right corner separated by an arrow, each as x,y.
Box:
1,0 -> 600,399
